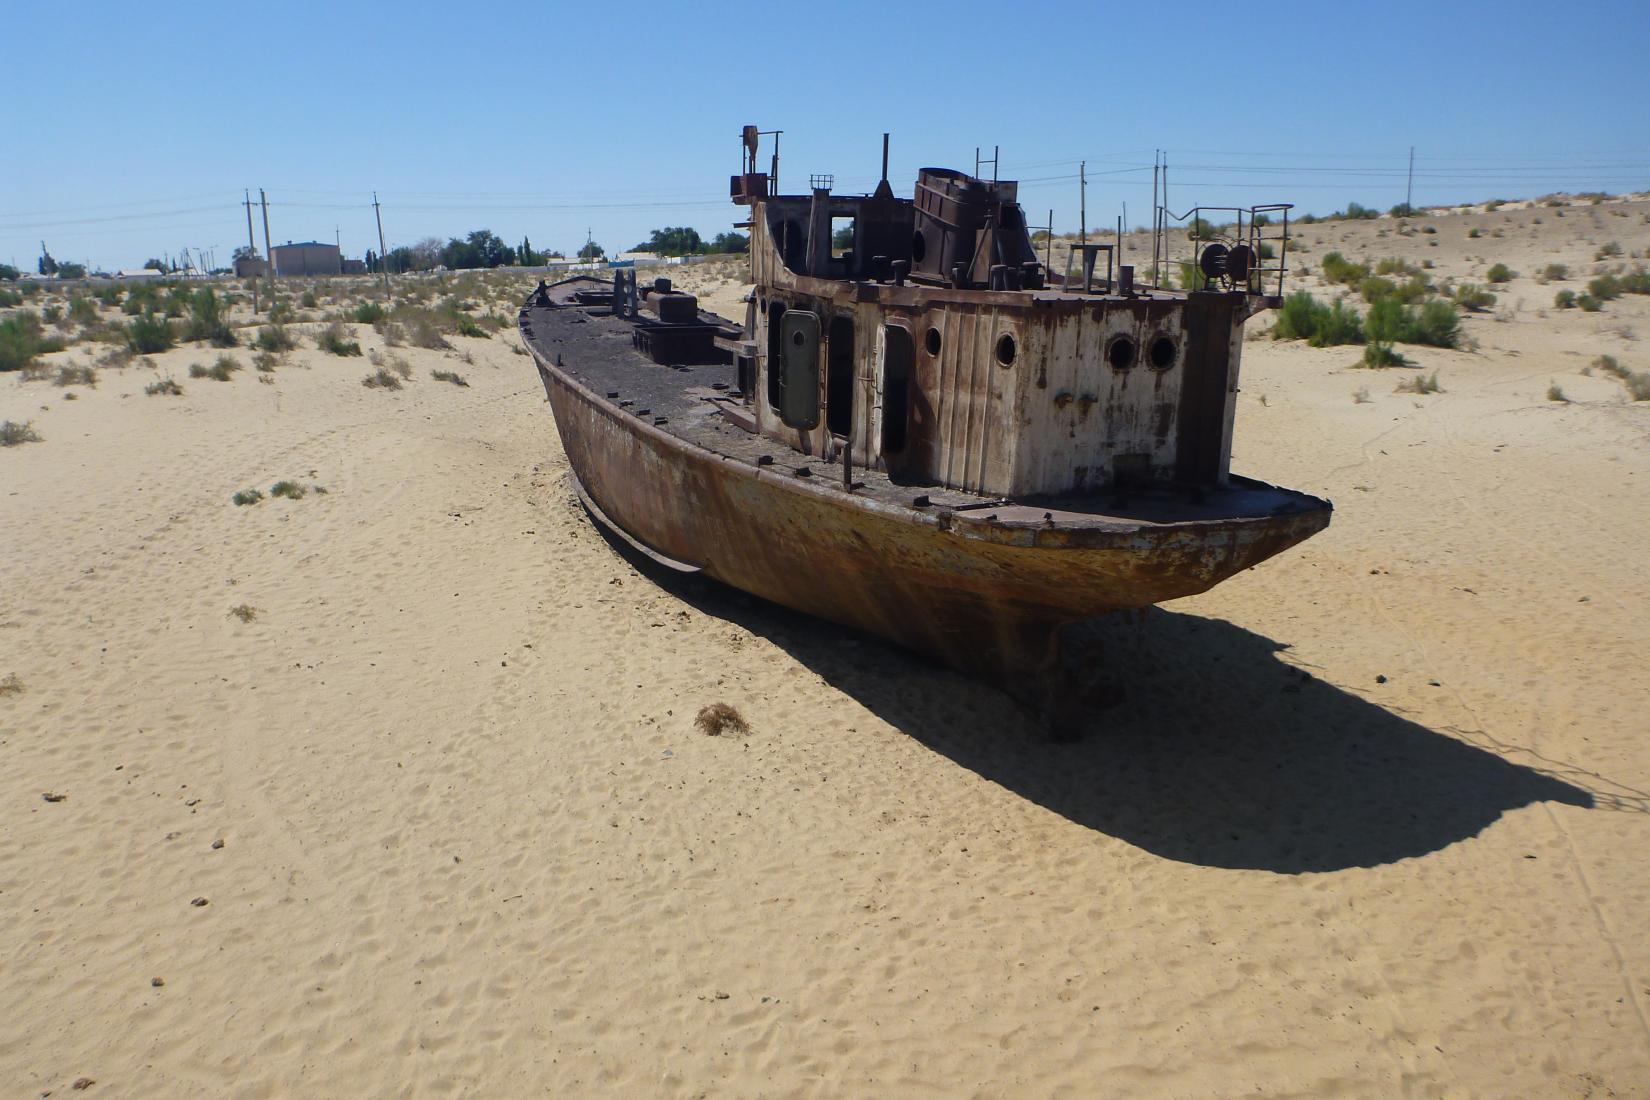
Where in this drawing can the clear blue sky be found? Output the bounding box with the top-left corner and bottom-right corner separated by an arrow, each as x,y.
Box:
4,0 -> 1647,271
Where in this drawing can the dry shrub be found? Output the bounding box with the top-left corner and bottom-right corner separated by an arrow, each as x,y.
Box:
694,703 -> 749,737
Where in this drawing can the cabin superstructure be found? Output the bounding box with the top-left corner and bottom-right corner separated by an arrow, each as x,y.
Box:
726,127 -> 1291,498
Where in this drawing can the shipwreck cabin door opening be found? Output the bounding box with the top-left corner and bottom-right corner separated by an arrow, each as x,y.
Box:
880,324 -> 912,455
777,310 -> 821,430
826,315 -> 854,438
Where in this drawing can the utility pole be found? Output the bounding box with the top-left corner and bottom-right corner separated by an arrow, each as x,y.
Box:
1406,146 -> 1415,211
259,188 -> 275,298
372,192 -> 390,298
243,190 -> 259,311
1079,161 -> 1087,247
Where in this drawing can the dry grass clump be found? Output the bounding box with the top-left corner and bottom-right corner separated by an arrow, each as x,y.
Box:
0,673 -> 23,697
362,368 -> 403,390
367,349 -> 412,378
431,369 -> 469,387
145,377 -> 183,396
694,702 -> 750,737
1,420 -> 43,446
1546,382 -> 1569,402
54,364 -> 97,387
270,480 -> 306,499
1595,354 -> 1650,400
232,488 -> 263,505
96,344 -> 134,369
228,604 -> 259,623
1395,371 -> 1444,395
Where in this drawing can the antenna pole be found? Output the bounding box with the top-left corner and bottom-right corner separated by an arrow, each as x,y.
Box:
1406,145 -> 1414,210
881,133 -> 889,185
243,190 -> 259,312
1046,208 -> 1053,270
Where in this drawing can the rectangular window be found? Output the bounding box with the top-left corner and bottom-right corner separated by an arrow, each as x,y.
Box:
826,315 -> 854,438
880,325 -> 912,454
830,216 -> 855,260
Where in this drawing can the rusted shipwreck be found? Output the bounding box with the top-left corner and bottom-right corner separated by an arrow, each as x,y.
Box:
519,127 -> 1331,725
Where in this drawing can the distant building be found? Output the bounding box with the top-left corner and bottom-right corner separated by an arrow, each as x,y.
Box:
341,259 -> 367,275
115,268 -> 167,281
233,255 -> 268,278
271,241 -> 342,277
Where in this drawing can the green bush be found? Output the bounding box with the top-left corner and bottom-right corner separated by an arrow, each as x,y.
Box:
1271,291 -> 1365,346
1359,276 -> 1396,303
1184,217 -> 1219,240
452,312 -> 489,338
163,286 -> 190,318
1321,251 -> 1370,286
1595,241 -> 1623,260
300,290 -> 318,308
255,324 -> 297,352
184,288 -> 236,346
1375,257 -> 1420,276
1451,283 -> 1496,312
1411,300 -> 1461,347
1365,299 -> 1407,344
1540,263 -> 1569,283
1578,294 -> 1602,312
1361,341 -> 1408,368
1555,289 -> 1577,309
68,295 -> 99,327
1,314 -> 48,372
1486,263 -> 1514,284
1588,275 -> 1622,301
317,321 -> 362,356
1394,274 -> 1433,304
126,312 -> 174,354
1467,227 -> 1482,239
351,301 -> 386,324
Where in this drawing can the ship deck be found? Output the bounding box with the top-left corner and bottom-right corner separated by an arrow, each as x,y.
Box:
519,286 -> 1328,542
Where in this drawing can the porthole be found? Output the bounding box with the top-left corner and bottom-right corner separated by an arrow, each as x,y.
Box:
792,330 -> 806,347
995,333 -> 1017,367
925,327 -> 942,357
912,229 -> 927,265
1149,335 -> 1177,370
1106,334 -> 1137,371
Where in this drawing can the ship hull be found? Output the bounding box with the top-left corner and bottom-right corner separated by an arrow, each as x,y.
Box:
530,351 -> 1328,710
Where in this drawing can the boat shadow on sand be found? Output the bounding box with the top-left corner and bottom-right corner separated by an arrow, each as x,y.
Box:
599,531 -> 1595,874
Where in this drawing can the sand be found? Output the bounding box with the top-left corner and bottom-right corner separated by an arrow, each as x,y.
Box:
3,201 -> 1649,1098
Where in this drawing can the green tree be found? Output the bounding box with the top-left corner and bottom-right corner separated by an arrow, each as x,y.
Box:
709,231 -> 749,254
0,263 -> 19,281
441,229 -> 515,269
636,227 -> 703,256
578,240 -> 605,260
